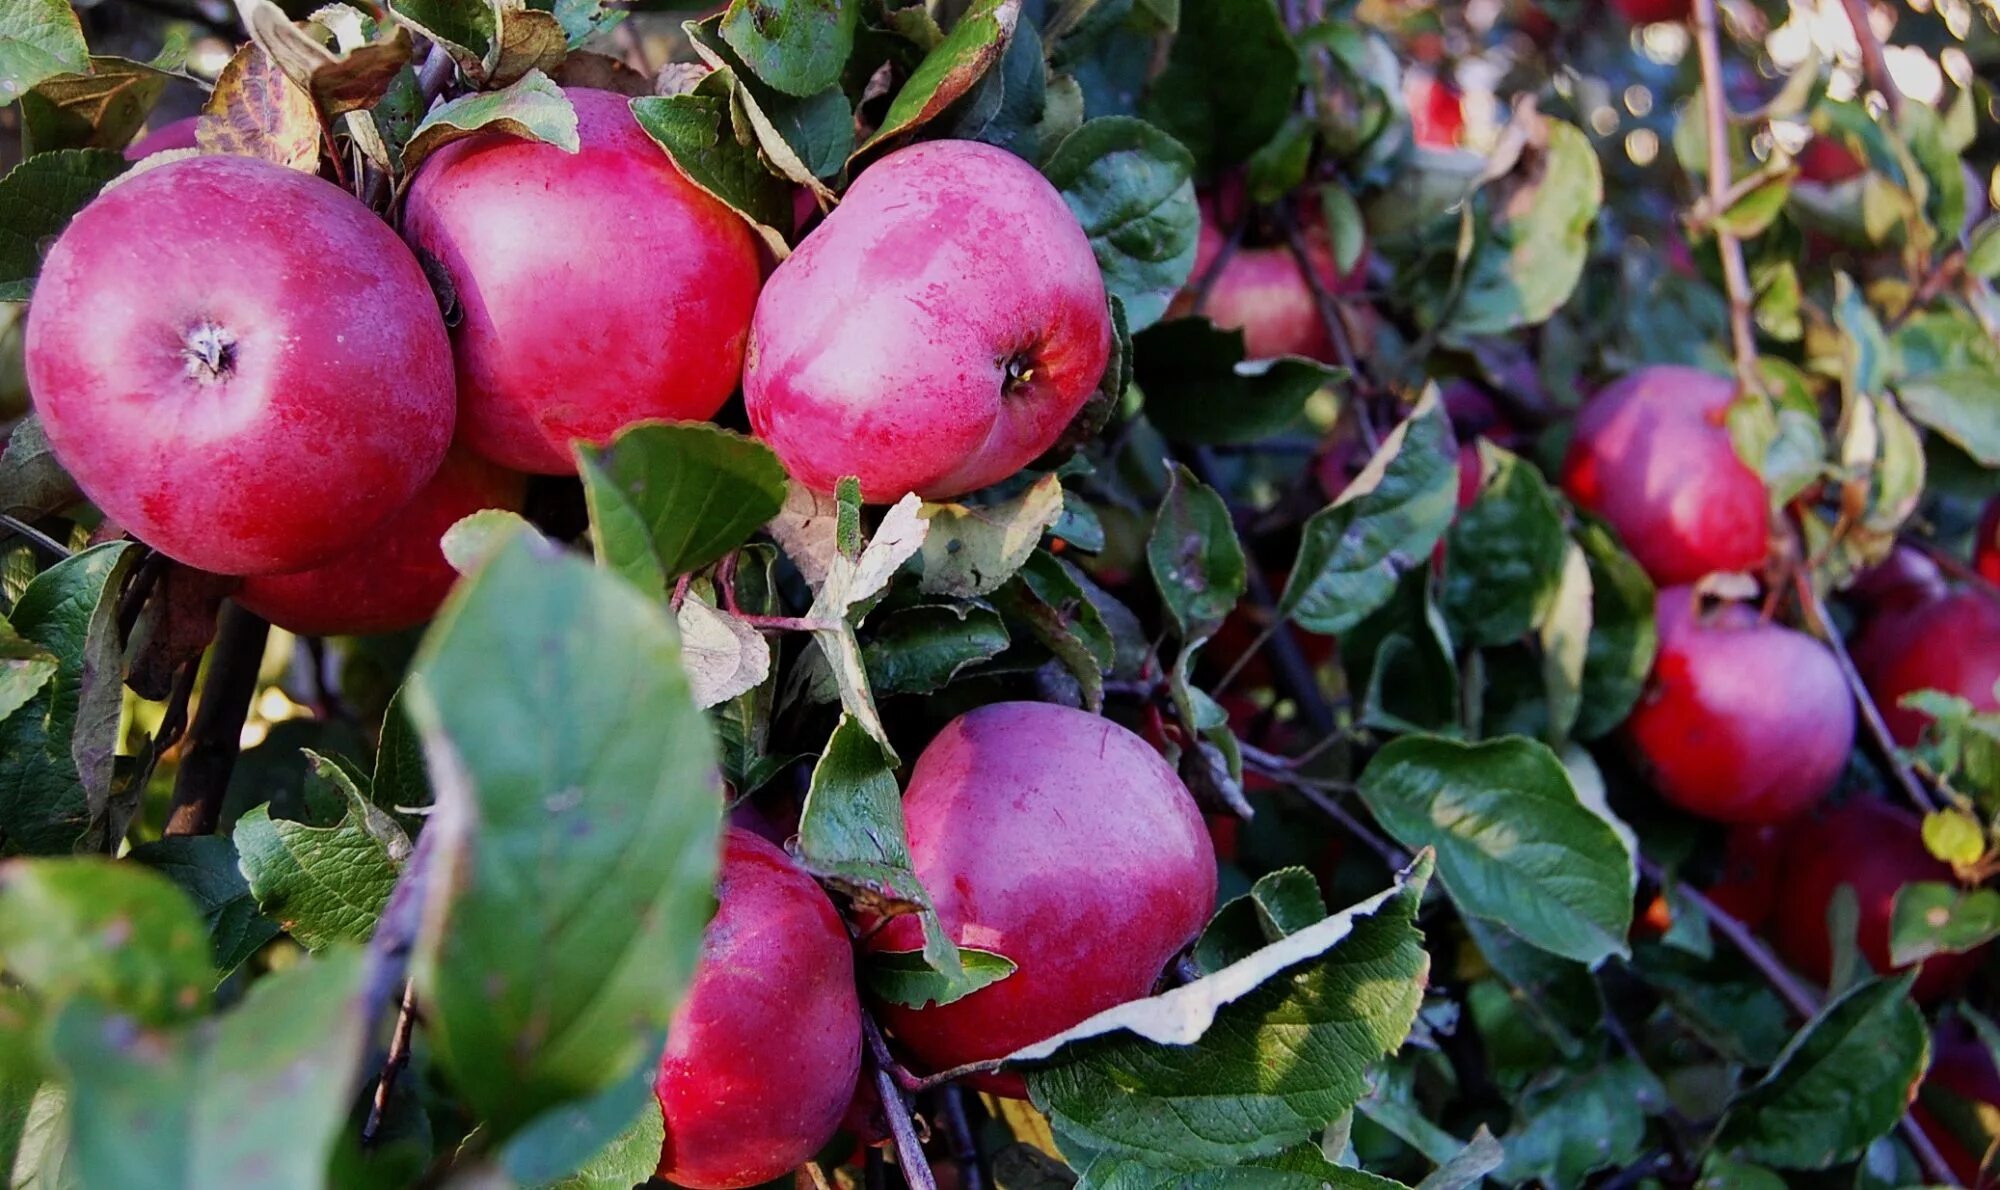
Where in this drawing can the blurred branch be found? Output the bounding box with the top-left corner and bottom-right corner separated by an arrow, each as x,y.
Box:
363,981 -> 419,1146
1690,0 -> 1761,396
0,514 -> 72,560
1837,0 -> 1903,121
938,1087 -> 986,1190
1277,204 -> 1379,452
1639,857 -> 1956,1184
164,601 -> 269,837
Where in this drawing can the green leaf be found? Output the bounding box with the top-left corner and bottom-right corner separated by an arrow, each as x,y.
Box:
685,18 -> 852,191
127,836 -> 279,978
1715,974 -> 1928,1169
404,535 -> 723,1139
1042,117 -> 1200,331
1138,0 -> 1297,175
1356,734 -> 1634,965
440,507 -> 541,575
47,947 -> 370,1190
1441,442 -> 1568,647
370,689 -> 430,830
0,149 -> 125,302
856,601 -> 1009,697
1145,465 -> 1245,641
0,0 -> 88,99
1279,391 -> 1457,635
0,413 -> 79,521
1896,370 -> 2000,468
1572,520 -> 1657,740
993,549 -> 1114,711
917,474 -> 1064,598
20,57 -> 170,154
1022,858 -> 1432,1168
857,0 -> 1020,155
0,988 -> 43,1183
1967,214 -> 2000,280
1715,170 -> 1792,238
797,714 -> 990,1007
1190,866 -> 1326,972
1493,1060 -> 1664,1186
630,86 -> 793,259
575,421 -> 788,597
384,0 -> 497,77
496,1045 -> 663,1188
1537,543 -> 1591,747
0,857 -> 213,1025
718,0 -> 856,97
1442,117 -> 1602,339
1888,881 -> 2000,966
1133,319 -> 1340,443
1079,1147 -> 1407,1189
0,622 -> 56,728
0,542 -> 135,857
233,753 -> 409,951
862,946 -> 1018,1010
401,68 -> 577,175
710,545 -> 790,796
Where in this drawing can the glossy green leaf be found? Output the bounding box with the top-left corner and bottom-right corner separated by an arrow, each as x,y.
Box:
718,0 -> 856,97
1896,370 -> 2000,468
856,0 -> 1019,154
1146,465 -> 1245,641
1356,734 -> 1634,965
0,149 -> 125,302
631,82 -> 793,259
1133,318 -> 1340,443
1442,117 -> 1601,338
1043,117 -> 1200,330
1138,0 -> 1296,174
1441,441 -> 1568,648
405,535 -> 722,1138
401,68 -> 576,175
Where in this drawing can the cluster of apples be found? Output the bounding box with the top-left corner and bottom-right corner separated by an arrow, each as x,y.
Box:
27,88 -> 1114,634
26,86 -> 1217,1187
1560,363 -> 1990,999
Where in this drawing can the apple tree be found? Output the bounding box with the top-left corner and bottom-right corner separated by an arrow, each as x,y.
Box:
2,0 -> 2000,1185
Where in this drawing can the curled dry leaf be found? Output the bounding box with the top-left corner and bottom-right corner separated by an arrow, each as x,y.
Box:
197,41 -> 322,172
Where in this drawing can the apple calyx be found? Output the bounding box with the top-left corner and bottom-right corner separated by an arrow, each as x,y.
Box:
181,321 -> 238,384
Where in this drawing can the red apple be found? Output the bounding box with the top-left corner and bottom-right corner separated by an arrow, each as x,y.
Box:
656,828 -> 862,1189
1612,0 -> 1690,22
1976,498 -> 2000,586
744,141 -> 1110,502
1626,588 -> 1853,824
235,450 -> 524,636
1705,823 -> 1793,931
1848,545 -> 1947,616
404,87 -> 762,475
866,702 -> 1216,1092
1560,365 -> 1769,587
124,116 -> 199,160
1409,73 -> 1466,150
1796,135 -> 1865,187
1770,798 -> 1983,1003
1853,587 -> 2000,745
1166,189 -> 1363,363
26,155 -> 455,575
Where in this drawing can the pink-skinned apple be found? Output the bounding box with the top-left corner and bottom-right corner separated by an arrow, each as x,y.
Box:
235,450 -> 524,636
1166,186 -> 1364,362
865,702 -> 1216,1095
26,154 -> 455,575
1560,365 -> 1770,587
743,140 -> 1111,502
1853,586 -> 2000,745
124,116 -> 199,160
1626,587 -> 1854,824
656,829 -> 862,1189
404,87 -> 763,475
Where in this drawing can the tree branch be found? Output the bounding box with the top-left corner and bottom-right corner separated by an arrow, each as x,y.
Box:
1836,0 -> 1903,120
863,1016 -> 938,1190
1277,205 -> 1380,452
1690,0 -> 1761,395
0,514 -> 73,560
164,602 -> 269,837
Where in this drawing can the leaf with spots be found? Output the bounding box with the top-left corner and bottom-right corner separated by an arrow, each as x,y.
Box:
918,474 -> 1064,598
0,857 -> 214,1025
1146,464 -> 1244,642
197,41 -> 321,172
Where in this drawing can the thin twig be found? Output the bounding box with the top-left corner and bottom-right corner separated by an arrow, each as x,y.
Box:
164,602 -> 270,837
363,981 -> 419,1145
1793,567 -> 1938,815
0,514 -> 72,560
1690,0 -> 1761,396
114,549 -> 167,640
1836,0 -> 1903,120
1277,205 -> 1380,452
863,1017 -> 938,1190
938,1087 -> 986,1190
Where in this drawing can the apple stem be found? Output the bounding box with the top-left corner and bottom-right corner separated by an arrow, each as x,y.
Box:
1689,0 -> 1762,398
1835,0 -> 1904,122
1639,857 -> 1959,1186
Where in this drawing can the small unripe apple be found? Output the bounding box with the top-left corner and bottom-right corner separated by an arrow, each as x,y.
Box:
744,141 -> 1111,502
1770,798 -> 1983,1003
1560,365 -> 1769,587
1167,187 -> 1363,363
1795,136 -> 1864,187
655,829 -> 862,1189
235,450 -> 524,636
1975,498 -> 2000,586
26,155 -> 455,575
405,87 -> 763,475
1853,587 -> 2000,745
1612,0 -> 1690,22
1626,588 -> 1853,824
124,116 -> 198,160
866,702 -> 1216,1093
